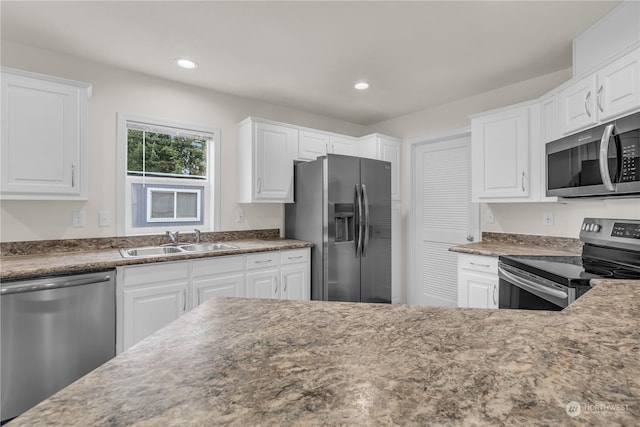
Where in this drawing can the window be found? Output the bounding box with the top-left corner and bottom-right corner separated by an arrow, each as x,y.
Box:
117,114 -> 220,235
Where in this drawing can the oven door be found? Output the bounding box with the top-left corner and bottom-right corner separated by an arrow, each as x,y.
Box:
498,263 -> 574,310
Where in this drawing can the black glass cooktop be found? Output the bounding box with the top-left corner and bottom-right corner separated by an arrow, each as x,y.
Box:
499,254 -> 640,287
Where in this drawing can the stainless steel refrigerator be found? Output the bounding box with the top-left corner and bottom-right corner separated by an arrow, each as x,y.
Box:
285,154 -> 391,303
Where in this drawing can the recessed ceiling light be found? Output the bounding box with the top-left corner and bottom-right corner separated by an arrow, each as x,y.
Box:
354,81 -> 369,90
176,58 -> 198,69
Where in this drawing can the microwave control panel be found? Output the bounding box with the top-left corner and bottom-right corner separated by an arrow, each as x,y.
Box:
621,143 -> 638,182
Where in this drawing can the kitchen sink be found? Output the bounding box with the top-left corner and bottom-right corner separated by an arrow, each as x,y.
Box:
119,242 -> 239,258
179,242 -> 238,252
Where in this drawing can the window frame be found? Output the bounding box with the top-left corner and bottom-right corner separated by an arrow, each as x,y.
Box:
117,113 -> 221,236
146,187 -> 202,223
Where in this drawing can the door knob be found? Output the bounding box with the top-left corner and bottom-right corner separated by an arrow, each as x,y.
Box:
466,235 -> 474,242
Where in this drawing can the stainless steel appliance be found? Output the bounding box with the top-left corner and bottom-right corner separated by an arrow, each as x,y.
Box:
546,111 -> 640,198
499,218 -> 640,311
1,270 -> 116,422
285,154 -> 391,303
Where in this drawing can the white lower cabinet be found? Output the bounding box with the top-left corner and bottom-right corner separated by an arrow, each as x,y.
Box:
117,248 -> 310,352
192,255 -> 246,306
280,248 -> 310,300
120,261 -> 190,351
457,254 -> 498,309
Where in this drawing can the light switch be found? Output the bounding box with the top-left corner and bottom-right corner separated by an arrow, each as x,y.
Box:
99,210 -> 111,227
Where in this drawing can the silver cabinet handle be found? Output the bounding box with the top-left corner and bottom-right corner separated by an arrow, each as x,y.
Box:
493,285 -> 497,306
466,235 -> 474,242
585,91 -> 592,117
197,289 -> 201,306
257,178 -> 262,194
470,262 -> 491,268
288,255 -> 303,260
255,259 -> 272,264
274,277 -> 278,295
283,276 -> 288,293
599,123 -> 616,191
597,85 -> 604,112
332,144 -> 335,152
71,163 -> 75,188
183,289 -> 187,311
521,171 -> 526,192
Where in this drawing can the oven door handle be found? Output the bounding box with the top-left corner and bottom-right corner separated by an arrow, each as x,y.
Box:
498,266 -> 568,300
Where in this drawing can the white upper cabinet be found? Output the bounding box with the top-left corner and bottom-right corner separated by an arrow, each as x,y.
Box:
597,48 -> 640,122
298,130 -> 329,161
558,48 -> 640,135
237,118 -> 298,203
1,67 -> 91,200
329,135 -> 358,156
471,106 -> 530,200
358,134 -> 402,200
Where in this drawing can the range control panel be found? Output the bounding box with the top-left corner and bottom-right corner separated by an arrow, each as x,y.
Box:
580,218 -> 640,250
611,222 -> 640,239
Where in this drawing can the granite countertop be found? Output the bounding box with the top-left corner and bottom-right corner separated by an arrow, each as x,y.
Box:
0,233 -> 312,281
449,232 -> 583,257
9,279 -> 639,426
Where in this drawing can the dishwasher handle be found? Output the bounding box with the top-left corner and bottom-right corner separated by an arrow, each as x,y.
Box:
1,274 -> 112,295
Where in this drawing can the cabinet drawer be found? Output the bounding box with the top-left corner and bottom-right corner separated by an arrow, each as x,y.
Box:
192,255 -> 245,278
246,252 -> 280,270
458,254 -> 498,274
122,261 -> 190,287
280,248 -> 309,265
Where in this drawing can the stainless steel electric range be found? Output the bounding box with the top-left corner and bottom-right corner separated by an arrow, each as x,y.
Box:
499,218 -> 640,311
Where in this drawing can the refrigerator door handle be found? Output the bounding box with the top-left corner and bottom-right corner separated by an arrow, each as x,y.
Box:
362,184 -> 370,257
355,184 -> 363,257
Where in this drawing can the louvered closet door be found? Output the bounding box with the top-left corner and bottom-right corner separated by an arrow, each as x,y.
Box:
412,134 -> 479,306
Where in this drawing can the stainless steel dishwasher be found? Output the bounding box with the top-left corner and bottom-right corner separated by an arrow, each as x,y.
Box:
1,270 -> 116,422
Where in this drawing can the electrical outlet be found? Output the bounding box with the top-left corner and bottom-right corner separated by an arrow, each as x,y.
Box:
543,211 -> 554,226
236,207 -> 245,223
72,211 -> 86,228
99,210 -> 111,227
486,211 -> 495,224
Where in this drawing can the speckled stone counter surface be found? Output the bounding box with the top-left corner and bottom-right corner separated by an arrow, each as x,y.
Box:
0,229 -> 312,280
9,279 -> 639,426
449,232 -> 583,257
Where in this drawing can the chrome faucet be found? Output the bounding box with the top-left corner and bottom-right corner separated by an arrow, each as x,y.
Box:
166,231 -> 180,246
194,229 -> 201,244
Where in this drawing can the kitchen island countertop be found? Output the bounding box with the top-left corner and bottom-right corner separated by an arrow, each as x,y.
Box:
9,278 -> 640,426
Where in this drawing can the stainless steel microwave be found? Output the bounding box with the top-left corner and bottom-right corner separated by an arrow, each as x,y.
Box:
546,112 -> 640,198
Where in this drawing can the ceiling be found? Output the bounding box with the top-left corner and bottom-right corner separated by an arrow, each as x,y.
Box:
0,1 -> 621,126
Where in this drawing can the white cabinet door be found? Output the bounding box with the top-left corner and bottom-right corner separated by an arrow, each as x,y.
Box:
193,274 -> 246,306
191,256 -> 245,306
280,264 -> 307,300
123,282 -> 188,350
1,68 -> 90,199
329,135 -> 357,156
597,48 -> 640,122
540,93 -> 559,144
379,138 -> 402,200
558,74 -> 598,136
472,107 -> 530,200
246,269 -> 279,299
254,122 -> 297,202
459,271 -> 499,309
457,254 -> 498,309
358,134 -> 402,200
298,130 -> 328,161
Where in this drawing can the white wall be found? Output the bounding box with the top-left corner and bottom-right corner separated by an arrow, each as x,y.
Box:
0,41 -> 367,242
368,69 -> 640,239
